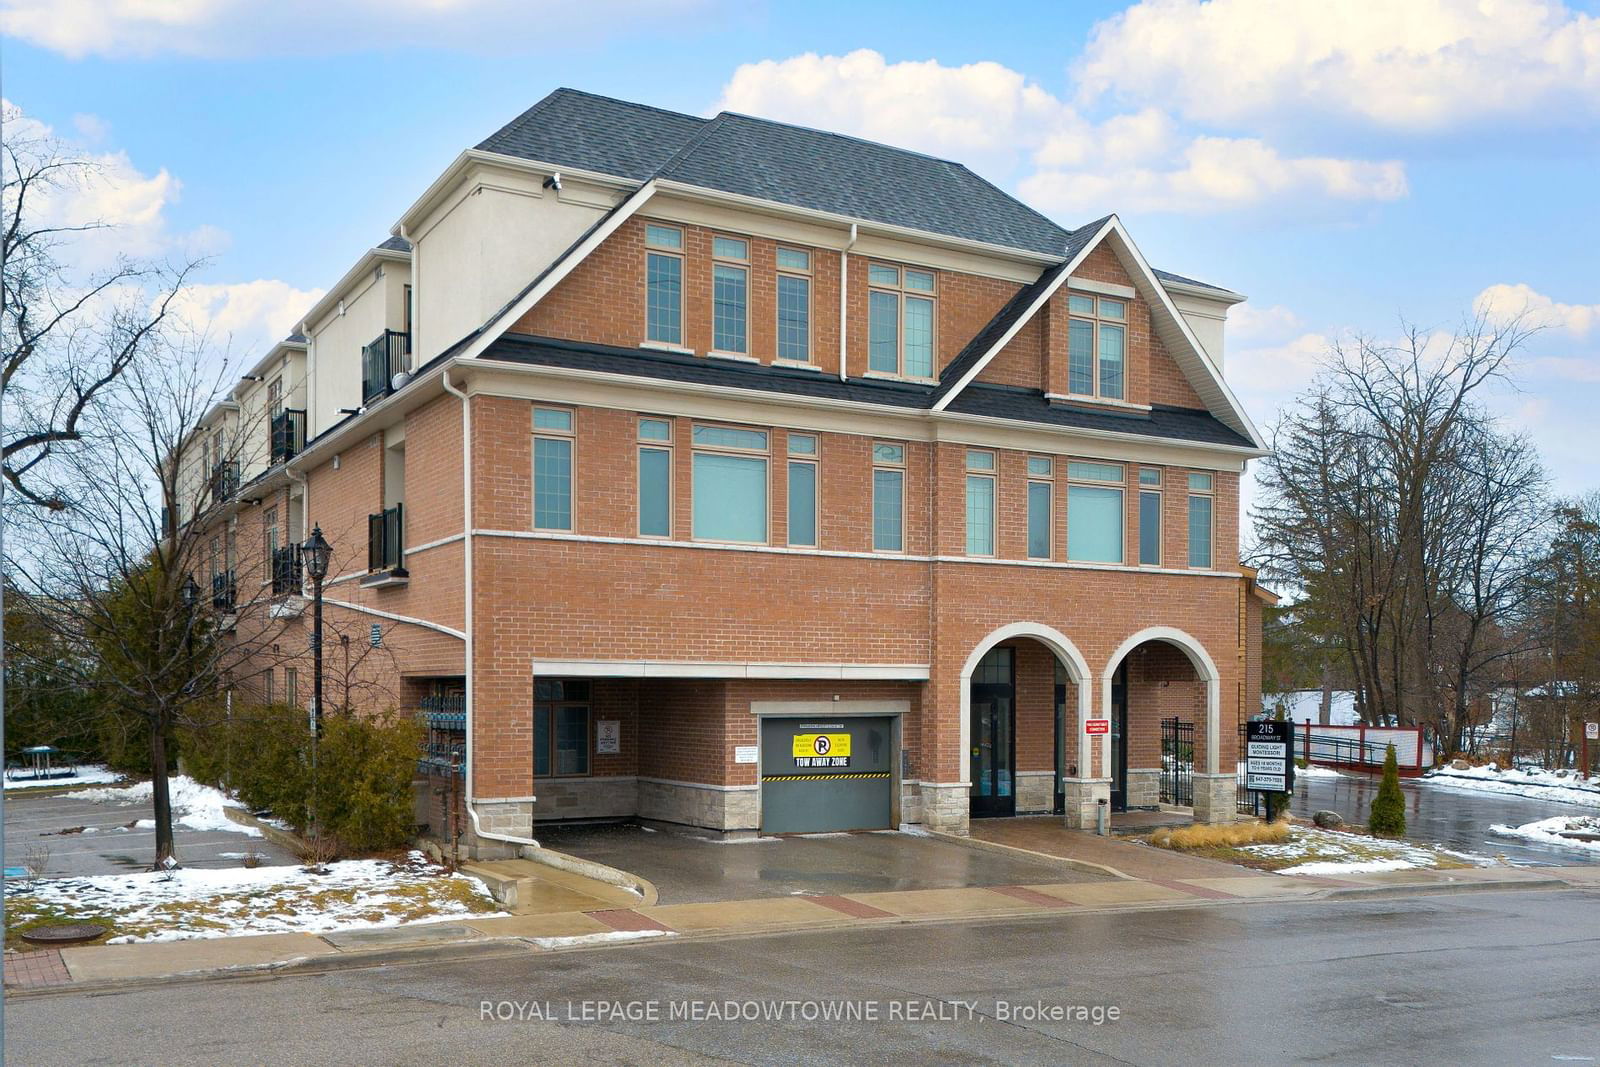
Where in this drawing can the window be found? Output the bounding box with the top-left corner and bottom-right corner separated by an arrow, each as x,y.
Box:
263,507 -> 279,581
872,442 -> 905,552
533,407 -> 573,531
264,668 -> 274,706
1188,472 -> 1214,569
787,433 -> 818,547
638,418 -> 672,538
1138,468 -> 1162,566
965,450 -> 995,556
286,667 -> 298,709
1066,293 -> 1128,401
535,679 -> 591,777
691,424 -> 768,543
1067,461 -> 1125,564
1027,457 -> 1053,560
266,377 -> 283,417
645,224 -> 684,346
867,263 -> 936,379
712,235 -> 749,354
776,248 -> 812,363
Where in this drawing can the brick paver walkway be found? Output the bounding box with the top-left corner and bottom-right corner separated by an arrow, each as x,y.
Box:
4,949 -> 72,989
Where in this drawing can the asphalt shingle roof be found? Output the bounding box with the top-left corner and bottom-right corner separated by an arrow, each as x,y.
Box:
479,333 -> 1249,448
476,89 -> 706,182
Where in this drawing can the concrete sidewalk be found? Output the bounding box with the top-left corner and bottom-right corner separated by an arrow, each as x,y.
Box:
5,856 -> 1581,996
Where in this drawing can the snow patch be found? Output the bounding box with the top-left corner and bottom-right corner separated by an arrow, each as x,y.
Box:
1296,765 -> 1347,779
1278,858 -> 1420,876
4,765 -> 124,791
1421,765 -> 1600,808
526,930 -> 673,950
1491,815 -> 1600,853
74,775 -> 262,836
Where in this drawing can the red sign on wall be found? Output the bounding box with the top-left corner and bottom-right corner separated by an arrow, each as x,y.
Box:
1085,718 -> 1111,735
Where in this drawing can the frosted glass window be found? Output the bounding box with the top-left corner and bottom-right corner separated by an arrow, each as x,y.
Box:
966,475 -> 995,555
1068,485 -> 1123,563
873,442 -> 904,464
534,437 -> 572,530
788,461 -> 817,547
639,448 -> 671,537
693,452 -> 766,542
873,469 -> 903,551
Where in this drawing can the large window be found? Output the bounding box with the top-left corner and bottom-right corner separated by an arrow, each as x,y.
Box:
1187,472 -> 1214,569
535,679 -> 590,778
1067,292 -> 1127,400
1027,456 -> 1053,560
638,417 -> 672,538
787,433 -> 818,547
872,442 -> 905,552
691,424 -> 768,543
776,248 -> 812,363
867,263 -> 935,379
712,235 -> 749,354
965,450 -> 996,556
1067,460 -> 1124,563
533,407 -> 573,531
1138,468 -> 1162,566
645,223 -> 684,346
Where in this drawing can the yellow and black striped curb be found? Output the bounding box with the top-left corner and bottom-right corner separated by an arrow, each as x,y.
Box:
761,772 -> 892,781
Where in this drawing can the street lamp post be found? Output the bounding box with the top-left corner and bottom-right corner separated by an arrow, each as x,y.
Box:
301,526 -> 332,838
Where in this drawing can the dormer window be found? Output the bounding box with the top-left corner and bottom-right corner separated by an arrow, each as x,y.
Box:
1067,293 -> 1125,401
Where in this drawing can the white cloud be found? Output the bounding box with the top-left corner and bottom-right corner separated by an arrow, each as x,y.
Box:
168,280 -> 324,362
715,51 -> 1406,218
1229,332 -> 1333,402
1078,0 -> 1600,133
1474,282 -> 1600,337
1,0 -> 713,59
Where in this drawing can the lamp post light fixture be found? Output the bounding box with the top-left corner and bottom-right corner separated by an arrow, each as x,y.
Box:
301,525 -> 332,838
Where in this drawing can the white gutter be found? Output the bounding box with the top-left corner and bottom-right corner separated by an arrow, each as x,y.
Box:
839,223 -> 857,383
442,369 -> 539,852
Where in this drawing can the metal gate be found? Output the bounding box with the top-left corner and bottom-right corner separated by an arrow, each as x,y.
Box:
760,716 -> 893,834
1160,717 -> 1194,806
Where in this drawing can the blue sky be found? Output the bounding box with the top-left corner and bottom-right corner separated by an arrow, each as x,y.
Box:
6,0 -> 1599,503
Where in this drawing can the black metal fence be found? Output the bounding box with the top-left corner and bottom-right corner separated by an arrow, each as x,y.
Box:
210,570 -> 236,612
270,408 -> 306,464
361,329 -> 411,404
368,503 -> 405,573
271,544 -> 302,596
1160,716 -> 1194,806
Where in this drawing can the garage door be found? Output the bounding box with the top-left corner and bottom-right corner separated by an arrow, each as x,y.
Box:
760,716 -> 893,834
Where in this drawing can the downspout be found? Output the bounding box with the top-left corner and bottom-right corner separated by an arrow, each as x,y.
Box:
442,368 -> 540,852
839,223 -> 857,382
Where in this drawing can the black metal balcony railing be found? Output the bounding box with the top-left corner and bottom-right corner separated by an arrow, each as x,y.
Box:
368,503 -> 404,574
271,544 -> 303,596
209,460 -> 239,503
270,408 -> 306,464
210,570 -> 236,613
420,692 -> 467,730
361,330 -> 412,405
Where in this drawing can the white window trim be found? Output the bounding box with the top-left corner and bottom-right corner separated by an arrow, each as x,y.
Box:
689,421 -> 770,546
532,405 -> 576,533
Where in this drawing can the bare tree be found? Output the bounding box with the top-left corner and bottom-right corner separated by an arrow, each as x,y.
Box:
1252,313 -> 1545,752
2,102 -> 201,511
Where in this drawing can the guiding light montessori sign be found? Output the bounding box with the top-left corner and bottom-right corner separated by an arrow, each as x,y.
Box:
1245,720 -> 1294,793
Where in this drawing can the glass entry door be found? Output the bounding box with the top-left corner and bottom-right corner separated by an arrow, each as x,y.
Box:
1110,661 -> 1128,810
970,691 -> 1014,817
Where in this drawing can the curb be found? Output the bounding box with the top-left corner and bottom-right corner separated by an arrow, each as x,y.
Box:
923,829 -> 1135,881
1319,875 -> 1571,900
514,844 -> 659,906
222,806 -> 308,857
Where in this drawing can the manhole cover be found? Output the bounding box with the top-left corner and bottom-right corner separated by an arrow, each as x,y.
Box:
21,923 -> 109,946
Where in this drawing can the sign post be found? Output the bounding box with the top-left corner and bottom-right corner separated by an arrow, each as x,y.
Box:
1245,720 -> 1295,814
1583,721 -> 1597,780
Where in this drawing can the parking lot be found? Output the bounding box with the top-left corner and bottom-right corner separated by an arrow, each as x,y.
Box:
533,822 -> 1108,904
4,785 -> 295,877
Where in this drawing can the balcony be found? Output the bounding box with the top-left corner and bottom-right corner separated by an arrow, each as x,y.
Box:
361,330 -> 411,405
209,460 -> 239,504
210,570 -> 236,613
271,544 -> 303,596
362,503 -> 407,587
270,408 -> 306,464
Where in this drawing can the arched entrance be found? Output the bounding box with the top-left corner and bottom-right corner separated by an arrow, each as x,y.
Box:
1101,627 -> 1226,821
959,623 -> 1092,820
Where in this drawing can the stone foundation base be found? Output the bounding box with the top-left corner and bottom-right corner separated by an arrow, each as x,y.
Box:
1192,773 -> 1239,825
1125,768 -> 1161,808
1061,777 -> 1111,830
1015,772 -> 1055,814
921,784 -> 970,834
466,797 -> 536,859
638,778 -> 759,832
532,776 -> 639,822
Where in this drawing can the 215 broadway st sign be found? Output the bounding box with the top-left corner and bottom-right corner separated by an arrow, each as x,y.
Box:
1245,720 -> 1294,794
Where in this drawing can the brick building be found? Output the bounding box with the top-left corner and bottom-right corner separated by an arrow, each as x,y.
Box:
181,89 -> 1275,855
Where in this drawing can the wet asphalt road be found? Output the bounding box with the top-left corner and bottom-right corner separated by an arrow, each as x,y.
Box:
7,888 -> 1597,1066
3,787 -> 294,876
1289,773 -> 1599,866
